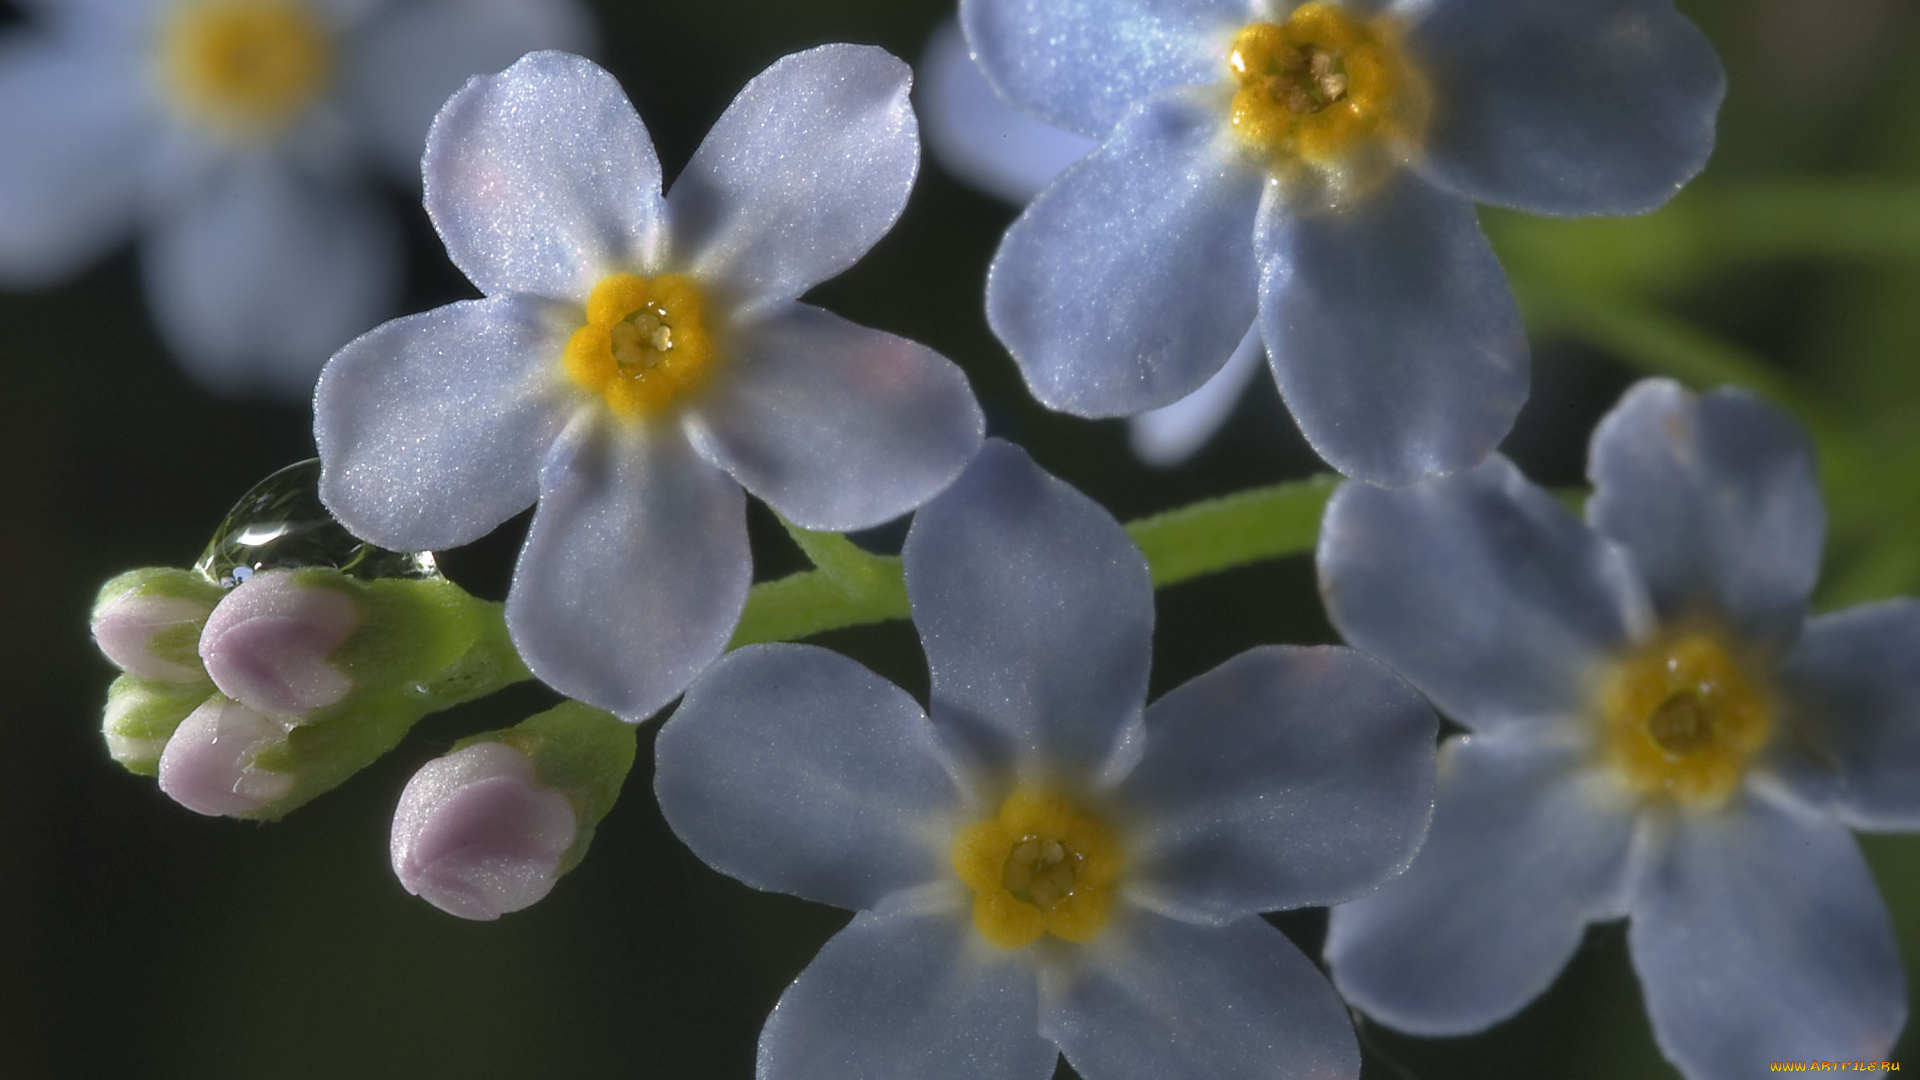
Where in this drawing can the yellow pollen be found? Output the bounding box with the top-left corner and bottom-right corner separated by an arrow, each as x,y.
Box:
1597,629 -> 1774,808
563,273 -> 716,419
160,0 -> 333,137
951,786 -> 1123,949
1225,3 -> 1428,185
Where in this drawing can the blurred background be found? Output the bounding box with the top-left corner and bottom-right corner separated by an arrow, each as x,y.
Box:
3,0 -> 1918,1075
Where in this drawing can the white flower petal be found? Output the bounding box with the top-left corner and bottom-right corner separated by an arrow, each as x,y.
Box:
959,0 -> 1240,137
906,442 -> 1152,780
0,35 -> 150,284
683,302 -> 982,532
918,17 -> 1097,206
1325,737 -> 1638,1035
1257,169 -> 1527,488
1119,646 -> 1435,923
423,50 -> 665,302
315,295 -> 573,551
1126,325 -> 1263,467
667,44 -> 918,311
1778,600 -> 1920,831
344,0 -> 597,180
1408,0 -> 1724,216
1587,379 -> 1824,654
506,421 -> 748,722
759,906 -> 1057,1080
141,159 -> 401,399
987,87 -> 1263,418
1041,912 -> 1357,1080
656,644 -> 965,912
1629,794 -> 1904,1078
1318,457 -> 1651,737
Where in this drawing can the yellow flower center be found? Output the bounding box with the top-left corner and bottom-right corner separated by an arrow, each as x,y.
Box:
563,273 -> 716,419
950,786 -> 1124,949
1225,3 -> 1428,189
160,0 -> 333,137
1597,629 -> 1774,808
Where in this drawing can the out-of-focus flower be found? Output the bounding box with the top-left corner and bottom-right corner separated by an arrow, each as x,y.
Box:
0,0 -> 593,397
656,440 -> 1435,1079
1318,379 -> 1915,1079
315,49 -> 984,723
965,0 -> 1723,487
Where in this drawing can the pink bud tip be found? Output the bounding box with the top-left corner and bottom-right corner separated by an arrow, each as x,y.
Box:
157,698 -> 296,817
92,593 -> 213,683
200,570 -> 359,717
391,742 -> 578,921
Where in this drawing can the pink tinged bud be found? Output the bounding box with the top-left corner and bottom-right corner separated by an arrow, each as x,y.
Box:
199,570 -> 359,717
156,698 -> 296,817
92,593 -> 214,683
391,742 -> 579,921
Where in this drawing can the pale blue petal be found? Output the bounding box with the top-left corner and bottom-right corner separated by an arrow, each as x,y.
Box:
0,35 -> 149,284
507,421 -> 749,721
1587,379 -> 1823,654
1777,600 -> 1920,831
1325,737 -> 1637,1035
919,17 -> 1098,205
1127,326 -> 1262,467
1119,646 -> 1435,922
1408,0 -> 1724,216
1257,169 -> 1527,487
1629,795 -> 1904,1079
906,441 -> 1151,779
760,906 -> 1057,1080
423,50 -> 665,303
1042,912 -> 1357,1080
988,87 -> 1262,417
960,0 -> 1240,137
1317,458 -> 1651,737
142,160 -> 401,400
344,0 -> 597,180
315,295 -> 573,550
667,44 -> 918,312
656,644 -> 964,911
682,303 -> 982,532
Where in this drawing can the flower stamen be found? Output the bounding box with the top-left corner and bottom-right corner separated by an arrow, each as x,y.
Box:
564,273 -> 715,418
1597,629 -> 1773,808
952,786 -> 1122,949
160,0 -> 333,138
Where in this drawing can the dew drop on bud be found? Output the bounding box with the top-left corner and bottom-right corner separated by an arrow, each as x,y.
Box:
194,459 -> 439,588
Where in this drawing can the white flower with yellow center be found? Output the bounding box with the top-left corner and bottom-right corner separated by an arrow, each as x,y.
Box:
963,0 -> 1724,487
1316,379 -> 1919,1080
0,0 -> 592,395
655,440 -> 1436,1079
314,49 -> 985,723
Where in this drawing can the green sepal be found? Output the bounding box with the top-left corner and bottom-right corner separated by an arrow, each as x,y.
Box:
92,568 -> 225,678
102,673 -> 215,776
454,701 -> 637,877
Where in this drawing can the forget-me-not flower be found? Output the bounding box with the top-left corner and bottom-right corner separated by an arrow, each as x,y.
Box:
966,0 -> 1724,486
1317,379 -> 1916,1079
315,49 -> 984,723
0,0 -> 593,397
656,440 -> 1436,1080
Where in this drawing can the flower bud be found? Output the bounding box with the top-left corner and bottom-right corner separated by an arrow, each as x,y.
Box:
91,569 -> 224,683
391,741 -> 579,921
102,675 -> 215,776
199,569 -> 359,717
157,697 -> 296,817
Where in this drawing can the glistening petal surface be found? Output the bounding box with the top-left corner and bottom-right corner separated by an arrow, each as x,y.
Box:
667,44 -> 919,310
907,441 -> 1152,778
989,88 -> 1262,417
1318,458 -> 1650,737
1258,170 -> 1527,487
683,303 -> 982,532
758,906 -> 1057,1080
1325,737 -> 1638,1035
1778,600 -> 1920,831
1041,913 -> 1357,1080
918,17 -> 1097,205
316,295 -> 572,551
1587,380 -> 1824,653
1408,0 -> 1724,216
507,422 -> 748,721
656,644 -> 963,912
1120,646 -> 1435,922
1629,794 -> 1905,1079
960,0 -> 1240,137
1128,326 -> 1264,467
424,50 -> 665,303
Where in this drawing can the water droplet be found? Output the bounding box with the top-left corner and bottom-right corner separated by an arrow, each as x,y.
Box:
194,460 -> 438,588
